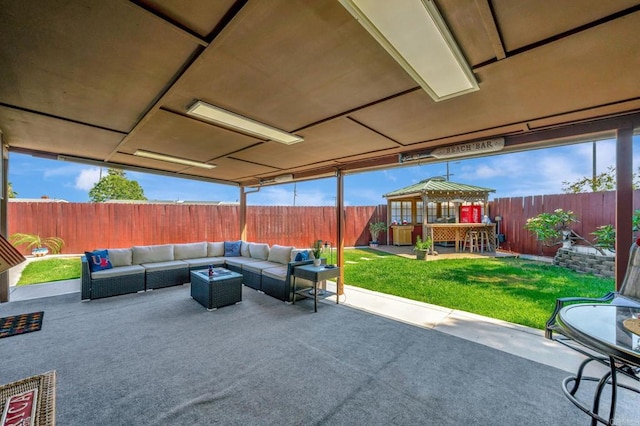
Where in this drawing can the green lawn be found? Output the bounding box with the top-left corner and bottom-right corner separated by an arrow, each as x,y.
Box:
17,250 -> 614,330
342,248 -> 614,330
17,257 -> 82,286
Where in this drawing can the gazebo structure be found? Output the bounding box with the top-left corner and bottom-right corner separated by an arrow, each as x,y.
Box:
383,177 -> 496,251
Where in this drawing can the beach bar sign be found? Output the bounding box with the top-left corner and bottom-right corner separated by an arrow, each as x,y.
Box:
431,138 -> 505,159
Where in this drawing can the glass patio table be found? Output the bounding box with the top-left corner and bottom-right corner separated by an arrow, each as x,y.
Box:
556,304 -> 640,425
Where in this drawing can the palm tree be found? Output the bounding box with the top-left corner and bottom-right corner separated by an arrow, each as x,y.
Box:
9,233 -> 65,255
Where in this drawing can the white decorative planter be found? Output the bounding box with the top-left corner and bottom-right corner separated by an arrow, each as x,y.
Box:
313,258 -> 321,267
32,247 -> 49,257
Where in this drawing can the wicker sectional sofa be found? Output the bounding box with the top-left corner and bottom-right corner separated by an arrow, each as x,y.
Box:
81,241 -> 316,301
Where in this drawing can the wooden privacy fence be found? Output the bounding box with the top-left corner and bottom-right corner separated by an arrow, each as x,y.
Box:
10,191 -> 635,257
8,203 -> 388,254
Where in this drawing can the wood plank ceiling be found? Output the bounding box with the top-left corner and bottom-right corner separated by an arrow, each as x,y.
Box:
1,0 -> 639,187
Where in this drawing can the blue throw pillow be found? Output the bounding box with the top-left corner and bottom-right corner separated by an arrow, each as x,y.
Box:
85,249 -> 113,272
294,250 -> 309,261
224,241 -> 242,257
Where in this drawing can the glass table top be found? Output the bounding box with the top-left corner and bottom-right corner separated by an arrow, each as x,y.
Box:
559,304 -> 640,362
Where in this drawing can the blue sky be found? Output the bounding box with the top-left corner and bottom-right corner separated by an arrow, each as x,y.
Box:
8,136 -> 640,206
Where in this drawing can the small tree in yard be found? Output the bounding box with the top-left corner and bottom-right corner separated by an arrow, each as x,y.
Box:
591,225 -> 615,252
562,165 -> 640,193
524,209 -> 578,247
89,168 -> 147,202
589,210 -> 640,253
368,222 -> 387,244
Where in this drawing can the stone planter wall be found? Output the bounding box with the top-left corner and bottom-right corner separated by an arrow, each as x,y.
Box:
553,247 -> 615,278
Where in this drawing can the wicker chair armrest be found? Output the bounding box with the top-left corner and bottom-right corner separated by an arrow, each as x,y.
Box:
285,260 -> 320,302
81,256 -> 92,300
544,291 -> 616,339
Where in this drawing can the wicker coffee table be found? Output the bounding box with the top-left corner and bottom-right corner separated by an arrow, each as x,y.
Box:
190,268 -> 242,311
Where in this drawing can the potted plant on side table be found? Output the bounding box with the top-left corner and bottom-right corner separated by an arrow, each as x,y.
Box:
311,239 -> 323,266
369,222 -> 387,248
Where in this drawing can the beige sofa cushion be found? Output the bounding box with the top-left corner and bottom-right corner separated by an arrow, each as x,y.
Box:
207,242 -> 225,257
241,241 -> 251,257
267,245 -> 293,265
92,264 -> 144,279
243,260 -> 280,274
224,256 -> 263,269
183,257 -> 226,268
249,243 -> 270,260
140,260 -> 188,272
262,265 -> 288,280
132,244 -> 174,264
107,248 -> 133,267
174,242 -> 207,260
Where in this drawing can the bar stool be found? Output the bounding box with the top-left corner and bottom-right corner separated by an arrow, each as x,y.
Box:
478,229 -> 493,252
463,229 -> 480,252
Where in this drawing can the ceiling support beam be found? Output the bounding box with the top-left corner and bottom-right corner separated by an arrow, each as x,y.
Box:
55,154 -> 238,186
506,112 -> 640,147
475,0 -> 506,60
127,0 -> 209,47
107,1 -> 250,161
615,126 -> 634,289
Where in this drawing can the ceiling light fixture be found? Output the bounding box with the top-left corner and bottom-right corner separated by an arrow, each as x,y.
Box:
339,0 -> 479,101
134,150 -> 216,169
274,174 -> 294,183
260,174 -> 295,185
186,101 -> 304,145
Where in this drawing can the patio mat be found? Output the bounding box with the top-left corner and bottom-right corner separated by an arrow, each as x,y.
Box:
0,312 -> 44,339
0,370 -> 56,426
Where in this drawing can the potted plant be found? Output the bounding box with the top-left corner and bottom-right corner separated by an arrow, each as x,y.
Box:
369,222 -> 387,248
311,239 -> 323,266
414,235 -> 433,260
9,233 -> 65,257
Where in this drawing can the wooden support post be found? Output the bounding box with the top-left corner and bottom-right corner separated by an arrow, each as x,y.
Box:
336,171 -> 344,297
0,143 -> 8,302
615,126 -> 633,290
239,186 -> 247,242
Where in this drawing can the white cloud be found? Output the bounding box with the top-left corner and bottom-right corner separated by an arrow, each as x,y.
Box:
74,168 -> 102,191
345,187 -> 386,205
382,170 -> 398,182
38,164 -> 84,178
249,187 -> 335,206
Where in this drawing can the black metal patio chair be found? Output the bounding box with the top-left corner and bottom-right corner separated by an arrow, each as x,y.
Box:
545,241 -> 640,340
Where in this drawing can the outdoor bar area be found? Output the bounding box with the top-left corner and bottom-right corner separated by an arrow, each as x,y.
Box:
383,177 -> 496,252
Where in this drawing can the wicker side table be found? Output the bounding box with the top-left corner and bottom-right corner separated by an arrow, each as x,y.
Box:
190,269 -> 242,311
0,370 -> 56,425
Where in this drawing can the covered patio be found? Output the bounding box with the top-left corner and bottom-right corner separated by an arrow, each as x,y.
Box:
1,2 -> 640,423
